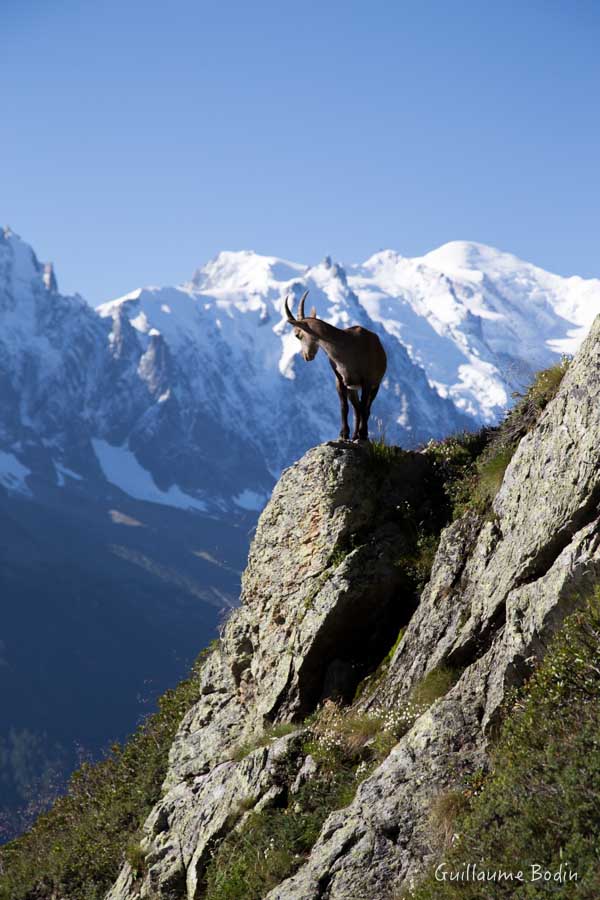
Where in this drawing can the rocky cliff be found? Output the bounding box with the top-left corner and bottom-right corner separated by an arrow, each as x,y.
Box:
105,313 -> 600,900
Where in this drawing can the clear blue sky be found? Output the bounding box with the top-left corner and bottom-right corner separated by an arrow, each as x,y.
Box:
2,0 -> 599,305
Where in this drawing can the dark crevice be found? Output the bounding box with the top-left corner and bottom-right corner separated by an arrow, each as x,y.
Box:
316,869 -> 333,899
447,603 -> 507,672
513,486 -> 600,589
381,822 -> 401,844
449,523 -> 485,593
292,557 -> 420,719
447,489 -> 600,676
315,831 -> 363,899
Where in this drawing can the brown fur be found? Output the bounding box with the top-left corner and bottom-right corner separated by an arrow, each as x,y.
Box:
285,292 -> 387,440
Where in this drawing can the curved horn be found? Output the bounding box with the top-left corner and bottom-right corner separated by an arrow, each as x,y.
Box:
284,294 -> 296,322
297,290 -> 309,320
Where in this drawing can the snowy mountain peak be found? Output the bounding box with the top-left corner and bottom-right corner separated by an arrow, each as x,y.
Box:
1,227 -> 43,288
420,240 -> 512,276
310,256 -> 349,288
190,249 -> 304,297
0,229 -> 58,324
361,248 -> 404,269
0,228 -> 77,315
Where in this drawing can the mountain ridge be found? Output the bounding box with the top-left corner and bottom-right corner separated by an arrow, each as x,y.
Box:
3,227 -> 600,517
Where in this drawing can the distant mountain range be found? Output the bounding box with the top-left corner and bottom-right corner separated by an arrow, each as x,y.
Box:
1,225 -> 599,836
3,228 -> 599,514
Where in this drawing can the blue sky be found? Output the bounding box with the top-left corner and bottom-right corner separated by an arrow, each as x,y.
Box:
2,0 -> 599,304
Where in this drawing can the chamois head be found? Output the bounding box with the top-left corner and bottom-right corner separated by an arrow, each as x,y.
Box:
284,290 -> 319,361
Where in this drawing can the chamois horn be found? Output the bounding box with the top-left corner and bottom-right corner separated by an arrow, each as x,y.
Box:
297,290 -> 309,319
284,294 -> 296,322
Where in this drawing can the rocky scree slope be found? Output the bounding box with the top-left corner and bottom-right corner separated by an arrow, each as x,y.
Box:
106,314 -> 600,900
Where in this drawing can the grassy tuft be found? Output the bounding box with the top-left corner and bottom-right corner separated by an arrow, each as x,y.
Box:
421,359 -> 572,521
411,666 -> 461,707
428,790 -> 470,850
501,356 -> 571,446
124,837 -> 147,881
203,772 -> 356,900
229,723 -> 298,762
303,702 -> 383,768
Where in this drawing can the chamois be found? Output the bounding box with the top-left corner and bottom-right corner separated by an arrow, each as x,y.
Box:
284,290 -> 387,441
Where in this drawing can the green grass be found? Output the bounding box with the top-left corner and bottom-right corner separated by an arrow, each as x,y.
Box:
124,836 -> 147,881
229,723 -> 298,762
427,790 -> 470,850
409,588 -> 600,900
303,704 -> 384,767
367,436 -> 406,471
385,626 -> 407,665
0,642 -> 219,900
205,701 -> 397,900
203,769 -> 356,900
444,358 -> 571,518
471,444 -> 516,512
501,356 -> 571,446
411,665 -> 462,707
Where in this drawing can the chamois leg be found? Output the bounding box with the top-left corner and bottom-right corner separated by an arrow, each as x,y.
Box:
348,389 -> 362,441
359,383 -> 380,440
334,373 -> 350,440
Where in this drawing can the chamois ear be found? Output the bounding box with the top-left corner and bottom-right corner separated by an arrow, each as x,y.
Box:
309,306 -> 317,318
294,320 -> 315,335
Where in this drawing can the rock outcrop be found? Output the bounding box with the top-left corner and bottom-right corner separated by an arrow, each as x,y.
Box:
107,441 -> 433,900
107,315 -> 600,900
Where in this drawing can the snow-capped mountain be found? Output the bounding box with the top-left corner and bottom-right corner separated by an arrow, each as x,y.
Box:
96,252 -> 468,481
2,226 -> 600,512
350,241 -> 600,421
0,230 -> 467,511
0,229 -> 271,510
